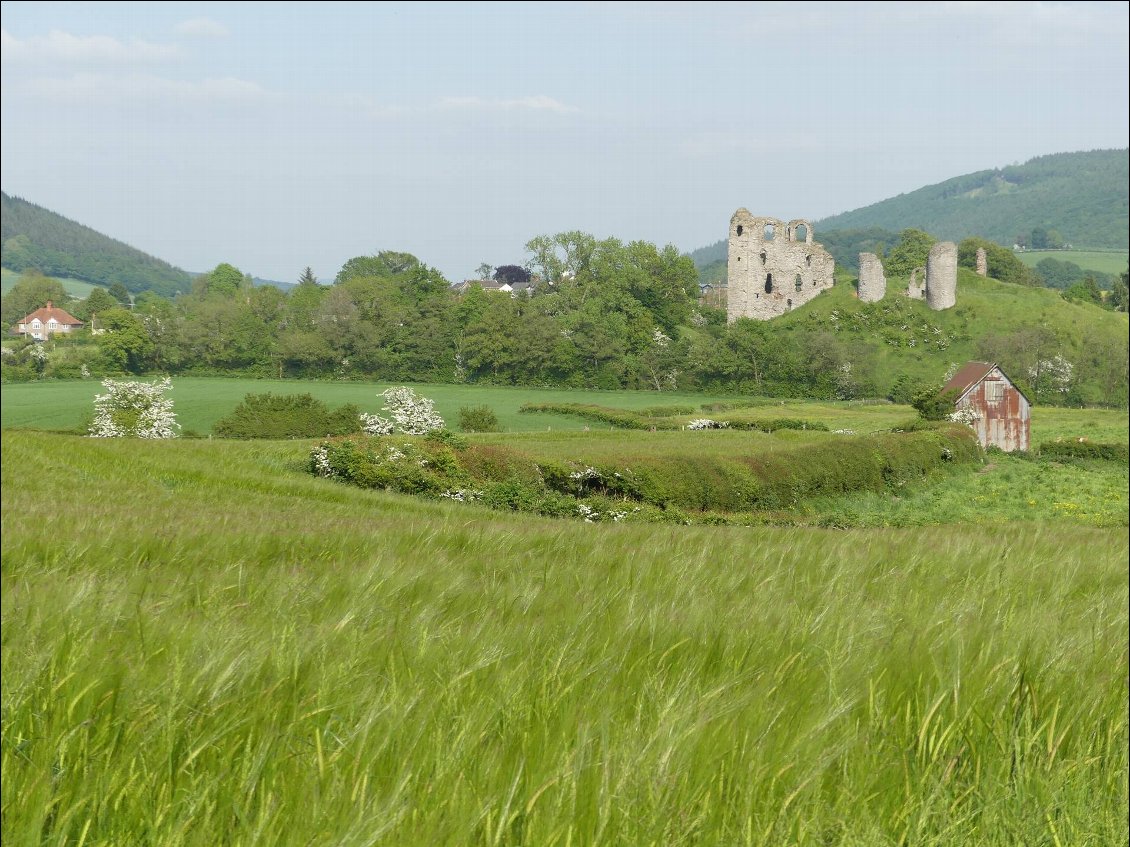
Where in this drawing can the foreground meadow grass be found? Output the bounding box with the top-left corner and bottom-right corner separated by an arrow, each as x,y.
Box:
2,432 -> 1127,845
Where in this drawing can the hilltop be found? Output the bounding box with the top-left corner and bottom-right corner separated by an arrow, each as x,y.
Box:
1,192 -> 193,297
691,149 -> 1129,269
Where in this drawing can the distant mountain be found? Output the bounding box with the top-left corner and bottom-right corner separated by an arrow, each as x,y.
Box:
690,149 -> 1129,272
1,192 -> 193,297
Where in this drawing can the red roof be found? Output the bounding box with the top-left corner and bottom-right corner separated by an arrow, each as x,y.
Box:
942,361 -> 1030,404
17,300 -> 83,328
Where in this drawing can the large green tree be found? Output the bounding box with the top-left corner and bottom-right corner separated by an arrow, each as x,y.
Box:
884,229 -> 937,277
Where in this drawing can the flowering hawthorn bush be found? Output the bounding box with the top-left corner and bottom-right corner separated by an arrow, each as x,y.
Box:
374,387 -> 445,435
89,377 -> 180,438
948,406 -> 981,426
686,418 -> 729,430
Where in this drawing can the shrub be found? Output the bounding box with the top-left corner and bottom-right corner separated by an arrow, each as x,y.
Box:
911,387 -> 960,421
213,393 -> 362,439
89,377 -> 180,438
459,404 -> 501,433
1039,440 -> 1129,463
380,387 -> 445,434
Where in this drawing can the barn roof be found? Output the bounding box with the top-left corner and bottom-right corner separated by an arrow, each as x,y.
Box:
942,361 -> 1031,404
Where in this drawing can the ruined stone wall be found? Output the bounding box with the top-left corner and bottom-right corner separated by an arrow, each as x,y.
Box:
926,241 -> 957,310
906,267 -> 926,300
975,248 -> 987,277
727,208 -> 835,322
857,253 -> 886,303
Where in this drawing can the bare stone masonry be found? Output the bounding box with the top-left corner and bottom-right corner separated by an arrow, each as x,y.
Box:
907,267 -> 926,300
975,247 -> 988,277
857,253 -> 886,302
726,209 -> 835,321
926,242 -> 957,311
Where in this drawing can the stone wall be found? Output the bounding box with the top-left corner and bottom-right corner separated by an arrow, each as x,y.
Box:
727,208 -> 835,321
906,267 -> 926,299
925,242 -> 957,311
857,253 -> 886,302
975,247 -> 987,277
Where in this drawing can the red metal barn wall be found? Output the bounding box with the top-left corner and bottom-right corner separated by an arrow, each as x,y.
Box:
960,368 -> 1030,452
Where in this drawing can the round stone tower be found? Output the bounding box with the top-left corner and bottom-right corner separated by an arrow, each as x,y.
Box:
925,242 -> 957,310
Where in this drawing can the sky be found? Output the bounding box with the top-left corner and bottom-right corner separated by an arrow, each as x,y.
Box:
2,1 -> 1128,284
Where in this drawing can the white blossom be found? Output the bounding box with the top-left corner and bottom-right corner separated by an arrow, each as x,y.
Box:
378,387 -> 445,435
687,419 -> 729,430
948,406 -> 980,426
29,344 -> 48,362
89,377 -> 180,438
652,327 -> 670,347
359,412 -> 394,435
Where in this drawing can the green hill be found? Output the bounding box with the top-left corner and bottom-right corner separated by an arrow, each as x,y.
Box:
691,150 -> 1129,272
766,267 -> 1128,405
816,149 -> 1128,250
1,192 -> 193,297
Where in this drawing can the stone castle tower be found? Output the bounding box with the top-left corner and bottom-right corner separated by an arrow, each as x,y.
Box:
727,209 -> 835,322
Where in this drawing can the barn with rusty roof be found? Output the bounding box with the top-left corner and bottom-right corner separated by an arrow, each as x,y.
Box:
943,361 -> 1030,452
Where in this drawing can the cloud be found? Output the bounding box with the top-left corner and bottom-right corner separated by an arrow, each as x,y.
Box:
175,18 -> 230,39
437,95 -> 580,114
20,73 -> 266,104
1,28 -> 181,64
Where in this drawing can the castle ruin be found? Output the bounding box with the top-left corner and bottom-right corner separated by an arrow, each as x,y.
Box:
857,253 -> 886,303
726,209 -> 835,322
925,242 -> 957,310
856,242 -> 956,311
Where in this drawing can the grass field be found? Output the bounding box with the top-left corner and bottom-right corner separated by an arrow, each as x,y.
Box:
1014,249 -> 1129,276
4,377 -> 1127,445
2,430 -> 1127,845
1,267 -> 100,299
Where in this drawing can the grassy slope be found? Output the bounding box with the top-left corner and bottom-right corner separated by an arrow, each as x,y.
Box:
1,266 -> 98,299
2,430 -> 1127,845
772,268 -> 1129,395
1014,250 -> 1129,276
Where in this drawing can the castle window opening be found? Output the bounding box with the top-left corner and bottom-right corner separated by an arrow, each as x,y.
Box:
736,225 -> 743,236
787,299 -> 792,309
760,251 -> 767,265
764,273 -> 773,293
795,224 -> 808,242
763,224 -> 775,241
795,274 -> 802,292
805,254 -> 811,266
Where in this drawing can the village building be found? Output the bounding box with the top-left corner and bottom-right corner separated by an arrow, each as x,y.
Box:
943,361 -> 1030,452
14,301 -> 84,340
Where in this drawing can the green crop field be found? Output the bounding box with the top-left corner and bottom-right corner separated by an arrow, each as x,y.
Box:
1,267 -> 100,299
2,429 -> 1127,845
1014,250 -> 1130,276
3,376 -> 1127,444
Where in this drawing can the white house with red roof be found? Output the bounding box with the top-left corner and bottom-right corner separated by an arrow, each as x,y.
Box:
14,301 -> 84,340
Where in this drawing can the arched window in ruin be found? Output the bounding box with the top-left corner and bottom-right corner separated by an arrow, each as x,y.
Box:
763,223 -> 775,241
759,251 -> 767,265
795,274 -> 803,292
764,273 -> 773,293
736,225 -> 743,236
795,224 -> 808,243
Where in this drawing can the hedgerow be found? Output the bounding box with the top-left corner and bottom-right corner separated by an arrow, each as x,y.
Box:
310,426 -> 981,523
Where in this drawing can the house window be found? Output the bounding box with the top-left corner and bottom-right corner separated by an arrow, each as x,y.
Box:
985,381 -> 1005,401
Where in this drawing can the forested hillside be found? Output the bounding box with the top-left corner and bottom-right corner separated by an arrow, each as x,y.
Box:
1,192 -> 193,297
816,149 -> 1128,249
692,150 -> 1129,271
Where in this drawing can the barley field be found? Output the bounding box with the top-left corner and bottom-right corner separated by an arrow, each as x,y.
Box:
2,431 -> 1127,845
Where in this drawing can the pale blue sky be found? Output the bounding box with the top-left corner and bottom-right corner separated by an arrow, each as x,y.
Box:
2,1 -> 1127,282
